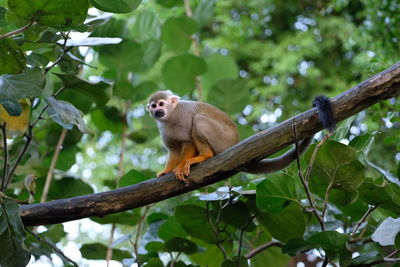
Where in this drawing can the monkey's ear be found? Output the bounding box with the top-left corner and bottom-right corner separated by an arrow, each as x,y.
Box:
170,95 -> 180,105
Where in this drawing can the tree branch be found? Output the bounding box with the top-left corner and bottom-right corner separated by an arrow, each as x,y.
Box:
0,21 -> 35,40
20,62 -> 400,226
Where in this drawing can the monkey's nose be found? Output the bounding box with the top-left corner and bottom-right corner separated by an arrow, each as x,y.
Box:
154,110 -> 165,118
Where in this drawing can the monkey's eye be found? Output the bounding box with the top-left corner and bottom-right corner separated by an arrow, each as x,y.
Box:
151,104 -> 157,109
159,101 -> 164,107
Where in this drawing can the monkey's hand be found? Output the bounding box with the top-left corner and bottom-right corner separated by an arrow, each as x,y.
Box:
174,162 -> 191,182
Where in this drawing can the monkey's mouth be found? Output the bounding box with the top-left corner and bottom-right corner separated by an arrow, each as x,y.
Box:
154,110 -> 166,119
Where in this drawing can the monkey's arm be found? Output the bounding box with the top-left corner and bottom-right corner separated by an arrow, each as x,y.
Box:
157,148 -> 181,177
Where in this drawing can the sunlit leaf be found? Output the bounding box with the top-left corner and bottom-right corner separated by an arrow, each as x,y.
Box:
372,217 -> 400,246
207,79 -> 248,114
80,242 -> 131,260
89,0 -> 141,13
162,16 -> 198,53
131,10 -> 161,42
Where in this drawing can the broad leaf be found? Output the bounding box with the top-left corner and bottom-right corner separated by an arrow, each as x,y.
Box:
207,79 -> 249,114
158,216 -> 187,241
0,67 -> 45,100
193,0 -> 215,26
306,140 -> 365,196
46,97 -> 90,133
372,217 -> 400,246
91,210 -> 140,225
162,54 -> 206,94
0,98 -> 21,116
55,74 -> 112,106
119,169 -> 150,187
80,242 -> 131,260
89,0 -> 141,13
47,177 -> 94,200
0,199 -> 31,267
221,200 -> 254,230
201,54 -> 238,94
257,203 -> 305,242
162,16 -> 198,53
164,237 -> 197,254
256,173 -> 302,213
131,10 -> 161,42
0,38 -> 25,75
175,205 -> 216,243
8,0 -> 89,28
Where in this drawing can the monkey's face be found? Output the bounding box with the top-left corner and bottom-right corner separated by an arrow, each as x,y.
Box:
147,96 -> 179,121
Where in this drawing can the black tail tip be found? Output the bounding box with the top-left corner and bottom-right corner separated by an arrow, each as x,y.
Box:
313,95 -> 336,132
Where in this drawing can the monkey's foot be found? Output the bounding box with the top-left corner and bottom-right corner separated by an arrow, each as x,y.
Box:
174,163 -> 191,182
157,169 -> 172,177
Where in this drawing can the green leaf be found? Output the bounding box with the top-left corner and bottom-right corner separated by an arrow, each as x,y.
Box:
55,74 -> 112,106
98,41 -> 147,72
90,106 -> 123,134
201,54 -> 238,94
358,179 -> 392,205
158,216 -> 187,241
0,67 -> 45,100
39,224 -> 67,243
89,0 -> 141,13
372,217 -> 400,246
306,140 -> 365,196
207,79 -> 249,114
387,183 -> 400,205
142,39 -> 161,69
47,177 -> 94,200
193,0 -> 215,26
131,10 -> 161,42
80,242 -> 131,260
349,134 -> 374,154
56,89 -> 94,114
147,212 -> 168,224
145,241 -> 164,252
155,0 -> 182,8
350,251 -> 383,266
91,210 -> 140,225
175,205 -> 215,243
0,38 -> 25,75
90,17 -> 127,38
221,201 -> 254,230
256,173 -> 301,213
257,203 -> 305,242
119,169 -> 150,187
8,0 -> 89,29
162,16 -> 199,53
190,244 -> 223,267
46,97 -> 91,133
133,81 -> 158,102
113,80 -> 135,100
144,257 -> 163,267
0,199 -> 31,267
162,54 -> 206,95
0,98 -> 21,116
164,237 -> 197,254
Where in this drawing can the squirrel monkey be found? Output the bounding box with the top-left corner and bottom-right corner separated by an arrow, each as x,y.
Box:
147,91 -> 335,181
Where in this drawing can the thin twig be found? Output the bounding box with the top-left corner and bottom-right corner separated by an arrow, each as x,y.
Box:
1,123 -> 8,191
206,202 -> 227,259
40,128 -> 67,203
237,214 -> 256,266
183,0 -> 203,100
170,252 -> 182,267
25,227 -> 79,267
105,223 -> 116,266
361,249 -> 400,266
0,21 -> 36,39
245,241 -> 282,259
292,120 -> 325,231
305,132 -> 332,182
133,205 -> 152,257
45,32 -> 72,73
321,179 -> 334,220
350,205 -> 377,239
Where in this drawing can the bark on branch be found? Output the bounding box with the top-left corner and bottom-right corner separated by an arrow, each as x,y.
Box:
20,62 -> 400,226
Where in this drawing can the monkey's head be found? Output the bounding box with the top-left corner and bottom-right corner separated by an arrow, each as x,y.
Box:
147,91 -> 180,121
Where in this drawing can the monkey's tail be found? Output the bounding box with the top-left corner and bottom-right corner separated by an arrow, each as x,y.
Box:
244,95 -> 336,175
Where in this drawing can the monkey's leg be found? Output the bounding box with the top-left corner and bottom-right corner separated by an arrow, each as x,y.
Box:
175,115 -> 225,180
157,148 -> 181,177
174,143 -> 198,181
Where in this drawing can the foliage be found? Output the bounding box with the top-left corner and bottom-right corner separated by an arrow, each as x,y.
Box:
0,0 -> 399,266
